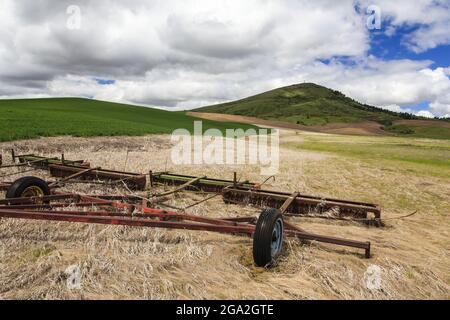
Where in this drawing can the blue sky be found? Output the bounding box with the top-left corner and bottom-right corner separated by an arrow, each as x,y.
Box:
369,28 -> 450,68
1,1 -> 449,116
368,25 -> 450,113
95,79 -> 116,85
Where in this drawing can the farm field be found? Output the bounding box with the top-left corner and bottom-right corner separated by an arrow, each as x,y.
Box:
283,133 -> 450,179
189,112 -> 450,140
0,98 -> 258,142
194,83 -> 450,140
0,130 -> 448,299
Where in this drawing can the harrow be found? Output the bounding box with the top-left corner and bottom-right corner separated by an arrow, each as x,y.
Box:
0,150 -> 377,267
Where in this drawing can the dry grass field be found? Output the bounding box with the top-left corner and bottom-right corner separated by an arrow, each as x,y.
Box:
0,130 -> 449,300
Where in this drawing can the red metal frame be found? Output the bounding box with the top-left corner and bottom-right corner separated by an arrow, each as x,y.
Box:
0,193 -> 371,258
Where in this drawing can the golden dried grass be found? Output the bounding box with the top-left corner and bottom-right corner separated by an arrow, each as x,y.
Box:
0,133 -> 449,299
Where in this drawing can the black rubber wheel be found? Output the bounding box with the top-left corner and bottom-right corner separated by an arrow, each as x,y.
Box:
253,208 -> 284,267
6,176 -> 50,199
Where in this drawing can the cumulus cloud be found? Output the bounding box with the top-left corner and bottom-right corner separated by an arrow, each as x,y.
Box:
0,0 -> 449,116
416,110 -> 435,118
378,104 -> 414,114
357,0 -> 450,52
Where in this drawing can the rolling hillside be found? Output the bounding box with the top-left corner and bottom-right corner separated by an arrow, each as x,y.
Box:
194,83 -> 450,139
0,98 -> 258,142
195,83 -> 415,126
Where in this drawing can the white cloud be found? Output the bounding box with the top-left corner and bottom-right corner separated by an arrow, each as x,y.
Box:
416,110 -> 435,118
444,67 -> 450,76
0,0 -> 370,104
430,101 -> 450,116
357,0 -> 450,52
0,0 -> 449,117
272,59 -> 450,117
378,104 -> 413,114
406,21 -> 450,53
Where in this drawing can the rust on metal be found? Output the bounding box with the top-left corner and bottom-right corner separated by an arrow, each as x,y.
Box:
151,175 -> 207,197
0,157 -> 59,169
48,164 -> 146,190
0,151 -> 380,260
0,182 -> 11,191
222,186 -> 381,225
150,172 -> 258,193
17,153 -> 89,169
8,152 -> 381,225
0,192 -> 372,258
48,166 -> 101,188
279,191 -> 300,214
150,170 -> 381,225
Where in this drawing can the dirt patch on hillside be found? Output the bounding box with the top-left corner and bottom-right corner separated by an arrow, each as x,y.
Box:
187,112 -> 303,130
188,112 -> 388,136
308,122 -> 387,135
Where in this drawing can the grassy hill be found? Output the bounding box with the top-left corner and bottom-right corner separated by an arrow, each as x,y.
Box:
0,98 -> 258,142
196,83 -> 418,126
195,83 -> 450,139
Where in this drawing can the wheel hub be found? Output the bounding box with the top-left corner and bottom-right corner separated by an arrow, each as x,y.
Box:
20,186 -> 44,198
271,218 -> 283,257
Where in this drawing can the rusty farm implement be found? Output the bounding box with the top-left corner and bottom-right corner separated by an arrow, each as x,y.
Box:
0,150 -> 378,267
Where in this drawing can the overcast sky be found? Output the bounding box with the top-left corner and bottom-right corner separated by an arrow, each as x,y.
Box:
1,0 -> 449,117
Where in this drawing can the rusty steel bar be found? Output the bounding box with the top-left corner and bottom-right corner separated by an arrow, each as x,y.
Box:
222,187 -> 381,224
0,182 -> 11,191
283,220 -> 307,233
0,207 -> 257,229
222,217 -> 257,223
78,194 -> 252,227
0,192 -> 254,228
0,209 -> 256,235
48,167 -> 101,188
0,193 -> 79,205
0,192 -> 373,257
279,191 -> 300,214
17,154 -> 89,169
0,201 -> 116,210
286,230 -> 371,258
151,175 -> 207,197
85,195 -> 145,202
0,157 -> 58,169
0,205 -> 371,257
48,164 -> 146,190
151,172 -> 258,193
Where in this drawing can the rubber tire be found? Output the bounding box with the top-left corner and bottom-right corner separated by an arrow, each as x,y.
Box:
6,176 -> 50,199
253,208 -> 284,267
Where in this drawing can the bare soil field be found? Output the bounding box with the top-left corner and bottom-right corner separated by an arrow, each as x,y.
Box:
0,132 -> 449,299
188,112 -> 388,135
188,112 -> 450,138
